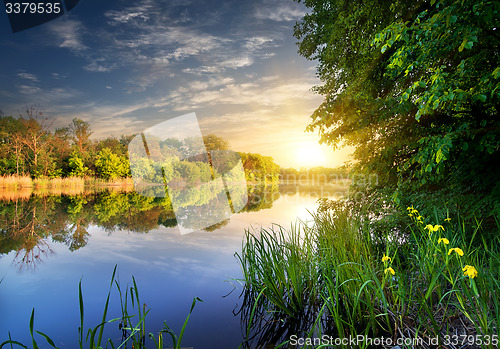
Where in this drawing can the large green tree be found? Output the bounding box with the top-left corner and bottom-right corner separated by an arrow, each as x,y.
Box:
294,0 -> 500,215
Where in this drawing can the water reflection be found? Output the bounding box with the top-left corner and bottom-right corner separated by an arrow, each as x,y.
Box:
0,182 -> 346,272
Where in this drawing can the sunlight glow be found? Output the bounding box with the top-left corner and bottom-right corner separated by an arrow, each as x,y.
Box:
294,141 -> 327,168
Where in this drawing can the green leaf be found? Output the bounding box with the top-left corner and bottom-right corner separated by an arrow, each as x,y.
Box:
492,67 -> 500,79
34,331 -> 58,348
459,39 -> 466,52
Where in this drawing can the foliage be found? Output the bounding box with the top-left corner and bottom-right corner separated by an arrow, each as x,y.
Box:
240,152 -> 280,183
0,114 -> 281,184
95,148 -> 129,180
237,201 -> 500,348
294,0 -> 500,219
68,153 -> 90,177
63,118 -> 93,158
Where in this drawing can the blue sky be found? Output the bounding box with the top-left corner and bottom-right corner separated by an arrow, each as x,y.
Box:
0,0 -> 352,168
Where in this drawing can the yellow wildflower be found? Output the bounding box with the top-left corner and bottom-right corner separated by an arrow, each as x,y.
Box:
425,224 -> 444,233
438,238 -> 449,245
448,248 -> 464,256
416,215 -> 423,221
444,217 -> 451,222
408,213 -> 413,217
384,267 -> 395,275
462,265 -> 478,279
382,254 -> 391,263
406,206 -> 418,215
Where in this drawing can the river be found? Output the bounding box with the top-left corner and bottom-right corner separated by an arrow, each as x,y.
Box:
0,181 -> 346,348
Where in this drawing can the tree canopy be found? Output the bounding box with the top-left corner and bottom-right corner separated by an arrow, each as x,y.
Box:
294,0 -> 500,216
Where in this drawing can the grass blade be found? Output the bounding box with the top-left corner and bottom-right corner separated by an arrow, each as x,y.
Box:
29,309 -> 39,349
34,331 -> 58,348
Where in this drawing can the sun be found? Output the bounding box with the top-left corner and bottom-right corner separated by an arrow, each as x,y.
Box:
294,141 -> 327,168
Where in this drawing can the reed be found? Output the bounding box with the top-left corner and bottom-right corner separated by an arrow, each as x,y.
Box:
0,266 -> 201,349
49,177 -> 85,188
238,202 -> 500,348
0,188 -> 32,201
0,175 -> 33,189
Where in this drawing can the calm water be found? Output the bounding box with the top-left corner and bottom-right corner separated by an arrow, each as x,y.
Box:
0,182 -> 346,348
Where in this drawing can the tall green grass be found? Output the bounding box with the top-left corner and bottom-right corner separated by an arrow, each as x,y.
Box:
237,202 -> 500,348
0,266 -> 202,349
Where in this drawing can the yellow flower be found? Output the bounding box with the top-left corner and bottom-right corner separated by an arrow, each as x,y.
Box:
406,206 -> 418,215
416,215 -> 423,221
444,217 -> 451,222
382,254 -> 391,263
408,213 -> 413,217
438,238 -> 449,245
448,247 -> 464,256
425,224 -> 445,233
462,265 -> 478,279
384,267 -> 395,275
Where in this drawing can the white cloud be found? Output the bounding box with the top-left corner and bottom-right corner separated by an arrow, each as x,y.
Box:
105,0 -> 156,25
17,72 -> 39,82
18,85 -> 41,95
161,75 -> 319,110
51,73 -> 67,80
254,2 -> 305,22
47,18 -> 87,51
83,62 -> 115,72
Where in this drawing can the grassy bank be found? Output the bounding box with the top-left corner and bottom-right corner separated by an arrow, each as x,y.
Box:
0,175 -> 134,198
237,201 -> 500,348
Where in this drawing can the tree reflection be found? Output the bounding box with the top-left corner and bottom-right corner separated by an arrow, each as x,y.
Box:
0,183 -> 334,271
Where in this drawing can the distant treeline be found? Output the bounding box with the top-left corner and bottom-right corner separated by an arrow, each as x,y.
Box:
0,109 -> 281,183
280,166 -> 351,183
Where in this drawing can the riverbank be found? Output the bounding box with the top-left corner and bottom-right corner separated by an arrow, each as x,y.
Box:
0,175 -> 134,200
237,200 -> 500,348
0,175 -> 134,189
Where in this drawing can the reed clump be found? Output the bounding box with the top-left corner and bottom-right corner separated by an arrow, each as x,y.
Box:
237,202 -> 500,348
0,175 -> 33,189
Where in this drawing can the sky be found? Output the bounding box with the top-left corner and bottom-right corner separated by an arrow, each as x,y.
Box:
0,0 -> 352,169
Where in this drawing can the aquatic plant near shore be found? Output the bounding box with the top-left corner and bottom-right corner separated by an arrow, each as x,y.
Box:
237,202 -> 500,348
0,266 -> 201,349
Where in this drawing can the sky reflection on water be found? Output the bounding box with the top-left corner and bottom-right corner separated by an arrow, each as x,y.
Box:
0,184 -> 345,348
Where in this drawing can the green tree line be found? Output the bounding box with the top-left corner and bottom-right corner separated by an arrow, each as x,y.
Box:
0,109 -> 281,183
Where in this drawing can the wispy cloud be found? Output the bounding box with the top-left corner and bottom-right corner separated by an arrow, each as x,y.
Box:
156,75 -> 319,111
17,72 -> 40,82
83,61 -> 116,72
18,85 -> 41,95
254,1 -> 305,22
47,17 -> 88,51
